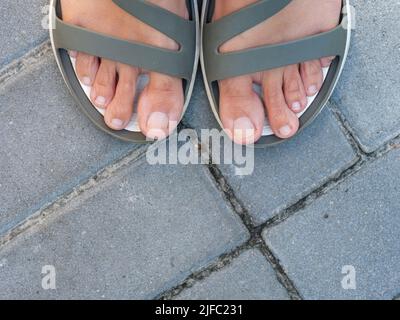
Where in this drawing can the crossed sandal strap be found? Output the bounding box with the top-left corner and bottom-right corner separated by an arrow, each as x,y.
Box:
53,0 -> 196,80
203,0 -> 349,82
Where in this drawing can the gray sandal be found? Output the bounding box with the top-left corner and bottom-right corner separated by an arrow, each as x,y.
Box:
201,0 -> 352,147
50,0 -> 199,143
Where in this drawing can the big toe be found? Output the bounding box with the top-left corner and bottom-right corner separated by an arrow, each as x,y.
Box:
138,72 -> 184,140
219,75 -> 264,145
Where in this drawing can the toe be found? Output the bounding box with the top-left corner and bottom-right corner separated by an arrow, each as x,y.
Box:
219,75 -> 264,145
91,59 -> 117,108
320,56 -> 336,68
104,64 -> 138,130
283,65 -> 307,113
69,50 -> 78,58
138,72 -> 184,140
75,52 -> 99,86
262,69 -> 299,139
300,59 -> 324,97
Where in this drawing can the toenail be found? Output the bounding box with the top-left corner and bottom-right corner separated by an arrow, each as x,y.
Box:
279,125 -> 292,137
111,119 -> 125,129
292,102 -> 302,112
146,112 -> 170,140
95,96 -> 107,107
69,50 -> 78,58
147,112 -> 169,130
82,77 -> 91,86
308,85 -> 318,96
233,117 -> 255,142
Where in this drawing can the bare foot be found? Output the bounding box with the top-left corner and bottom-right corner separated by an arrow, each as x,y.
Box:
61,0 -> 188,139
214,0 -> 342,144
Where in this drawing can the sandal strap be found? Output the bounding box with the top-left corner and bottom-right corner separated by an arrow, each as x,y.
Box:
204,0 -> 291,48
203,0 -> 349,81
205,25 -> 348,81
113,0 -> 193,44
53,0 -> 196,80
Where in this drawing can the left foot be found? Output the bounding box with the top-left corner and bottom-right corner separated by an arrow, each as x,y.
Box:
213,0 -> 342,144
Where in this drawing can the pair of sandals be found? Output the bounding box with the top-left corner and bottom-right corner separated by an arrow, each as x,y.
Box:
50,0 -> 352,147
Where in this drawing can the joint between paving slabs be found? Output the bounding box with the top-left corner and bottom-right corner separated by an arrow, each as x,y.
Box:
1,54 -> 399,300
157,240 -> 253,300
0,145 -> 148,249
329,103 -> 365,156
157,233 -> 301,300
0,41 -> 52,87
205,164 -> 302,300
159,118 -> 400,301
329,102 -> 400,158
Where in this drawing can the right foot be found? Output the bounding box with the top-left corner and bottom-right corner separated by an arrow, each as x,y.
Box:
61,0 -> 188,139
214,0 -> 342,144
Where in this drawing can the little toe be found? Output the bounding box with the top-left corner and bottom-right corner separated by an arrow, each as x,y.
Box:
91,59 -> 117,109
75,52 -> 99,86
283,65 -> 307,113
300,59 -> 324,97
104,64 -> 138,130
137,72 -> 184,140
262,69 -> 299,139
219,75 -> 265,145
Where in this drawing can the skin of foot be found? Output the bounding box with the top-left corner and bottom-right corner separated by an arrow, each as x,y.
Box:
214,0 -> 343,144
61,0 -> 188,139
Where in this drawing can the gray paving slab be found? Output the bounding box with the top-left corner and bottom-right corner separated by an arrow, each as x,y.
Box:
183,71 -> 220,133
332,0 -> 400,153
0,0 -> 49,69
0,159 -> 249,299
263,148 -> 400,300
176,249 -> 289,300
218,109 -> 358,225
0,56 -> 139,233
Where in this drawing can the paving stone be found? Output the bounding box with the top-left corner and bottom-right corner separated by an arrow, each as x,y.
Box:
0,160 -> 248,299
183,71 -> 220,133
0,56 -> 140,233
218,109 -> 358,225
0,0 -> 49,69
332,0 -> 400,152
176,249 -> 289,300
263,148 -> 400,300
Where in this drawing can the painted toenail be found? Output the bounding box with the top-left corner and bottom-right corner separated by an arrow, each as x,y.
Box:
82,77 -> 91,86
233,117 -> 255,142
292,102 -> 302,112
111,119 -> 124,129
95,96 -> 107,107
308,85 -> 318,96
279,125 -> 292,137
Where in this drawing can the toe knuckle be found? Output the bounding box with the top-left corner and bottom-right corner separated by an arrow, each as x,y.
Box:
286,80 -> 300,94
271,112 -> 287,125
267,93 -> 283,107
